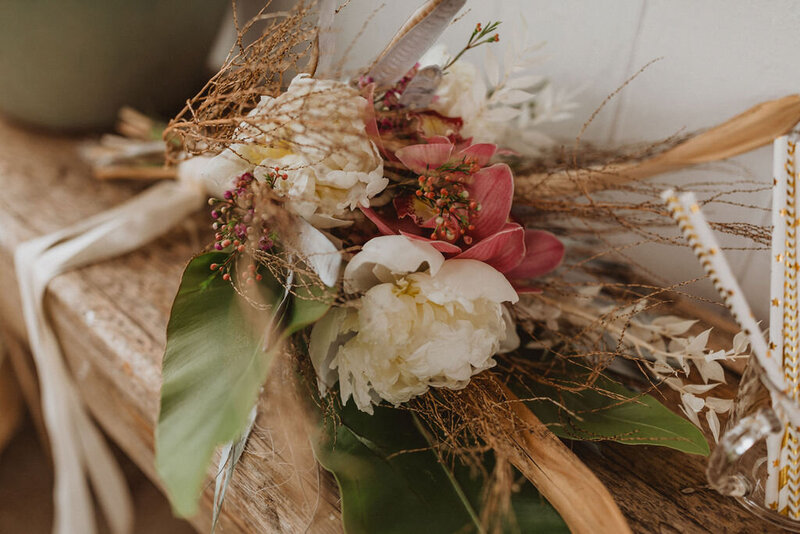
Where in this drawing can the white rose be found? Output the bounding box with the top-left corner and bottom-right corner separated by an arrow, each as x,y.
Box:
203,74 -> 387,228
309,235 -> 520,413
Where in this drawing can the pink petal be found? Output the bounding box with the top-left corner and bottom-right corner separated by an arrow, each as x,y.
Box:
395,142 -> 453,174
457,143 -> 497,167
361,207 -> 421,236
400,232 -> 462,254
505,230 -> 565,280
468,163 -> 514,241
425,135 -> 452,144
360,83 -> 389,158
456,137 -> 474,151
454,223 -> 525,272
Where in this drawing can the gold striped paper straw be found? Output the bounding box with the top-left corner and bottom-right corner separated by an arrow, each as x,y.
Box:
766,134 -> 789,509
773,130 -> 800,517
662,190 -> 777,381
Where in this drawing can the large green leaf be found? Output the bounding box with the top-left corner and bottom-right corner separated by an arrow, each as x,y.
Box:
520,371 -> 709,456
156,252 -> 285,517
286,276 -> 336,335
312,400 -> 567,534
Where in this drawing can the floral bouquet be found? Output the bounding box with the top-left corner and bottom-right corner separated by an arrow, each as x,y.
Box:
127,1 -> 800,532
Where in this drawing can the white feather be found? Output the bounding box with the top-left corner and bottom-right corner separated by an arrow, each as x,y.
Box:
368,0 -> 466,86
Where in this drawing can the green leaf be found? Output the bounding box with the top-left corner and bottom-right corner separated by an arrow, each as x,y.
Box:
156,252 -> 283,517
520,371 -> 709,456
286,277 -> 335,335
312,400 -> 567,534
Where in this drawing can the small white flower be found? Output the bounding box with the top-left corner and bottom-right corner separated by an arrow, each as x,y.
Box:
309,235 -> 519,413
419,43 -> 578,155
204,74 -> 387,228
427,59 -> 487,133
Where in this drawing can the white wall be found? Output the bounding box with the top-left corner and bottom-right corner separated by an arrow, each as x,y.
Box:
331,0 -> 800,321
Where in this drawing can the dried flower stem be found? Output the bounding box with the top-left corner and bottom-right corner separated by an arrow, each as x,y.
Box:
515,94 -> 800,200
466,377 -> 631,534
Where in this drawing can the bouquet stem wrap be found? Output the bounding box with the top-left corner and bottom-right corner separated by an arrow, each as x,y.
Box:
13,161 -> 211,534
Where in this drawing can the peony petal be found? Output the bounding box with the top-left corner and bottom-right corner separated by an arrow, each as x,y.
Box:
395,142 -> 453,174
457,143 -> 497,167
504,230 -> 565,280
361,206 -> 421,236
400,231 -> 462,254
468,163 -> 514,241
287,217 -> 342,287
499,305 -> 521,353
201,149 -> 253,198
428,259 -> 519,304
308,307 -> 349,391
344,235 -> 445,293
454,223 -> 525,272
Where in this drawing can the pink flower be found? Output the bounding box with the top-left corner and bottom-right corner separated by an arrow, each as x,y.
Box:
362,138 -> 564,287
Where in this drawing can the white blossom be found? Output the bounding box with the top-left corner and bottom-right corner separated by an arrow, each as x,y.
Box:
204,74 -> 387,228
419,31 -> 579,155
309,235 -> 519,413
515,292 -> 747,442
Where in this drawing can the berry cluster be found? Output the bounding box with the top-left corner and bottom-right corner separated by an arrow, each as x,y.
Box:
443,20 -> 501,71
209,259 -> 263,284
208,171 -> 284,277
414,159 -> 482,244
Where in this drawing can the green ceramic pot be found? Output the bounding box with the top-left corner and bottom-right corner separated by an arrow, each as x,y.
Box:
0,0 -> 229,131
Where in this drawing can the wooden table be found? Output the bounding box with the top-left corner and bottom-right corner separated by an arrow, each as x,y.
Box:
0,118 -> 782,533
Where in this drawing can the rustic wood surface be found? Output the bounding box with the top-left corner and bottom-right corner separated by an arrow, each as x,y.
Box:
0,117 -> 783,533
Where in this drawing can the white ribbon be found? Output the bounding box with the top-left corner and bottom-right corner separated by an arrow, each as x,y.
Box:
13,150 -> 343,533
14,160 -> 209,534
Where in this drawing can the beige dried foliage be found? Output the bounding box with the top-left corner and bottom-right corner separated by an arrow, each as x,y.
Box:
164,1 -> 321,163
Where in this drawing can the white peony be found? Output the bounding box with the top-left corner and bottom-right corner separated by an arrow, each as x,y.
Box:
202,74 -> 387,228
309,235 -> 520,413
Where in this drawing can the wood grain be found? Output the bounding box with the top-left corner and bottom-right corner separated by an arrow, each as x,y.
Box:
0,355 -> 23,455
0,117 -> 783,533
0,120 -> 339,534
